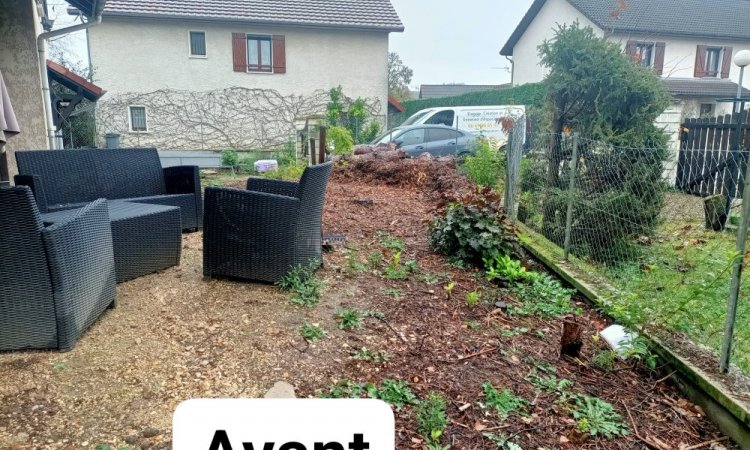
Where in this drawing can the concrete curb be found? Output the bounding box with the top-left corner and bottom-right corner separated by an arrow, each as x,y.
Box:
517,223 -> 750,449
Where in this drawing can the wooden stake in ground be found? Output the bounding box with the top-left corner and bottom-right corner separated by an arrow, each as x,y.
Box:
560,320 -> 584,357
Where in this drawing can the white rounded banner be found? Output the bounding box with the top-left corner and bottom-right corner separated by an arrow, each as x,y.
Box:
173,399 -> 395,450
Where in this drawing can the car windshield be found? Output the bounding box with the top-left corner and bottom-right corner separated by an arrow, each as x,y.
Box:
401,110 -> 433,126
371,129 -> 402,145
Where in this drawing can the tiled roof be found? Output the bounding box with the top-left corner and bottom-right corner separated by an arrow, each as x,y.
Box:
501,0 -> 750,55
47,60 -> 105,100
419,84 -> 510,99
662,78 -> 750,98
103,0 -> 404,31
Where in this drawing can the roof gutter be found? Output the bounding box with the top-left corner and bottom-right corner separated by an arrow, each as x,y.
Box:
37,11 -> 102,149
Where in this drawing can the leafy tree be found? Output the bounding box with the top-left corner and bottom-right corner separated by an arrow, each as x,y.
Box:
531,22 -> 670,263
388,52 -> 414,102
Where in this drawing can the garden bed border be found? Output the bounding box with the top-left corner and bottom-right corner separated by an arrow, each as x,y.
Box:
518,223 -> 750,449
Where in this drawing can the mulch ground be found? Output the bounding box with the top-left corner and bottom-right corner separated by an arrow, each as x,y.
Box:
0,158 -> 736,449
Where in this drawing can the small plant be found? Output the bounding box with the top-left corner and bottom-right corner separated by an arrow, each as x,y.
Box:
404,259 -> 420,274
383,287 -> 402,299
299,323 -> 325,342
444,281 -> 456,300
416,392 -> 449,446
362,310 -> 385,320
466,321 -> 482,330
376,231 -> 406,253
528,373 -> 574,403
221,150 -> 239,168
571,395 -> 629,439
353,347 -> 391,363
483,433 -> 524,450
485,255 -> 540,284
464,139 -> 505,187
466,291 -> 480,308
368,379 -> 418,410
525,357 -> 557,374
327,126 -> 355,155
384,252 -> 409,280
343,249 -> 367,275
500,326 -> 529,337
510,275 -> 577,318
367,251 -> 385,269
277,261 -> 324,307
591,350 -> 617,372
52,361 -> 67,370
337,309 -> 363,330
621,335 -> 658,370
421,273 -> 440,285
319,380 -> 366,398
479,383 -> 527,420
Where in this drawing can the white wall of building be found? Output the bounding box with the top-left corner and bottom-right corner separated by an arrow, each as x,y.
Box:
609,33 -> 750,90
89,18 -> 390,106
511,0 -> 601,86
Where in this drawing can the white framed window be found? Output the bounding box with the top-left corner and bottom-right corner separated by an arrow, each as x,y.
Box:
704,47 -> 723,77
189,31 -> 207,57
128,106 -> 148,132
247,35 -> 273,72
635,42 -> 654,67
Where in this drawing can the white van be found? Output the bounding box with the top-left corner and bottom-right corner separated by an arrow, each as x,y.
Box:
399,105 -> 526,149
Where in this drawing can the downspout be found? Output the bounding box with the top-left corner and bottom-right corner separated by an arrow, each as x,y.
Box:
504,56 -> 514,86
37,14 -> 102,149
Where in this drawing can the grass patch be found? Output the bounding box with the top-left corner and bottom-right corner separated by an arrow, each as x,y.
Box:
277,260 -> 324,307
478,383 -> 527,420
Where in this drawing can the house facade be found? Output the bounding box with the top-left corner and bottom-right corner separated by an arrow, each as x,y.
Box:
89,0 -> 403,151
500,0 -> 750,145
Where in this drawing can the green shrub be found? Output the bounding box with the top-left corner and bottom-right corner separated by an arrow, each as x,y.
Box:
328,126 -> 355,155
299,323 -> 326,342
464,140 -> 505,187
336,309 -> 363,330
221,150 -> 239,167
263,161 -> 307,181
429,189 -> 518,267
362,121 -> 381,143
484,255 -> 540,284
510,275 -> 576,318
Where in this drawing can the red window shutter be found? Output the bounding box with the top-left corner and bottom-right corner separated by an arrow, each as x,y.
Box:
625,40 -> 637,61
694,45 -> 707,77
654,42 -> 666,76
721,46 -> 733,78
232,33 -> 247,72
272,35 -> 286,74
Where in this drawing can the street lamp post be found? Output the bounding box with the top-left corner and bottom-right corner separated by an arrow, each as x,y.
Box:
720,49 -> 750,373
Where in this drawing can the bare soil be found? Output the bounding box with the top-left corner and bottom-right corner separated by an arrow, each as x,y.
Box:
0,159 -> 736,449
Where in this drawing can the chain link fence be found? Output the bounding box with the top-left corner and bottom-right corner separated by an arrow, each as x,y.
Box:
507,126 -> 750,379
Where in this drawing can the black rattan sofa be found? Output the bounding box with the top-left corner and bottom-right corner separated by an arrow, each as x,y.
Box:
203,161 -> 333,283
0,186 -> 117,352
14,148 -> 202,230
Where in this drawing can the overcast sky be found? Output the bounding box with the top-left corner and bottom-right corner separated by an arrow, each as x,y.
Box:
47,0 -> 535,88
389,0 -> 534,88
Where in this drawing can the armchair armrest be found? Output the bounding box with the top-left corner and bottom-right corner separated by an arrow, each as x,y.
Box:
164,165 -> 201,195
41,199 -> 117,351
246,177 -> 299,197
14,174 -> 48,212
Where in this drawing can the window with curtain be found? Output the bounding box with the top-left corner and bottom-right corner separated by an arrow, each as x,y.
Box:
247,36 -> 273,72
704,47 -> 723,77
129,106 -> 147,132
635,43 -> 654,67
189,31 -> 206,57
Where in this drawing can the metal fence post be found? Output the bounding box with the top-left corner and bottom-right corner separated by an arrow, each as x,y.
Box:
563,133 -> 580,261
720,107 -> 750,373
504,117 -> 524,221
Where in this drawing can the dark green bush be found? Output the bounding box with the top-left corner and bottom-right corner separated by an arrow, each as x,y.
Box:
429,189 -> 519,267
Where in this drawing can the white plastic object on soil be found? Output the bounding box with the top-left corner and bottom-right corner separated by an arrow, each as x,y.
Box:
254,160 -> 279,173
600,324 -> 637,358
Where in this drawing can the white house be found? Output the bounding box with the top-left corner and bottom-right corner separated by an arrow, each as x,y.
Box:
500,0 -> 750,143
88,0 -> 403,150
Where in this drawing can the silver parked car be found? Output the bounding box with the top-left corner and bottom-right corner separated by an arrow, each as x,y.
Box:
371,124 -> 478,158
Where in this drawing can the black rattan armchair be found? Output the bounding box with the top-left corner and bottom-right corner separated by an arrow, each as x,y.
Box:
0,186 -> 117,351
203,162 -> 333,283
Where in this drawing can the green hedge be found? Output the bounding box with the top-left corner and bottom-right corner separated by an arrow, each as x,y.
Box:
392,83 -> 546,126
